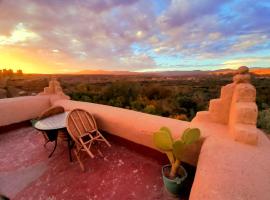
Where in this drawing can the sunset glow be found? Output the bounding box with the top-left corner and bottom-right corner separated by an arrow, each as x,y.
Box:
0,0 -> 270,73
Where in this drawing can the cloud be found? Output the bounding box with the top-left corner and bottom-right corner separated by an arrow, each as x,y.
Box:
152,0 -> 270,62
0,22 -> 40,45
223,56 -> 270,69
158,0 -> 230,28
0,0 -> 269,72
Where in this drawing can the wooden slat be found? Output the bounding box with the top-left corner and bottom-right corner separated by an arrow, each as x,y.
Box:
90,113 -> 98,128
76,110 -> 88,133
70,114 -> 83,136
85,112 -> 96,130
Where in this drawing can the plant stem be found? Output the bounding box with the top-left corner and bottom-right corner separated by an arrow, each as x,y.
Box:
169,159 -> 180,178
165,151 -> 175,165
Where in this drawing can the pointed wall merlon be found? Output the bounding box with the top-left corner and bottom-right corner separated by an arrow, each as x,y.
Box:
193,66 -> 260,145
38,78 -> 70,104
229,102 -> 258,125
194,83 -> 235,124
229,77 -> 259,145
208,83 -> 235,124
230,124 -> 259,145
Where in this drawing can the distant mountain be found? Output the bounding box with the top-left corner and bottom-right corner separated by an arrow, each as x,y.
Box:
145,70 -> 209,76
250,68 -> 270,75
72,67 -> 270,76
73,69 -> 138,75
73,69 -> 209,76
209,69 -> 236,75
210,68 -> 270,75
154,68 -> 270,76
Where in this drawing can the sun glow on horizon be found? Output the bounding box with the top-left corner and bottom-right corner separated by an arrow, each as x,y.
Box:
0,47 -> 66,74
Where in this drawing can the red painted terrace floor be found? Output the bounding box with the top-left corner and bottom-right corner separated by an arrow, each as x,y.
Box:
0,125 -> 197,200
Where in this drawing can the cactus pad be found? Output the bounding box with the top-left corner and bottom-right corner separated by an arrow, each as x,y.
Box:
160,126 -> 172,135
181,128 -> 201,145
153,129 -> 173,151
172,140 -> 186,160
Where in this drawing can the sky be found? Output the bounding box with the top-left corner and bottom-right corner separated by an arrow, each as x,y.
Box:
0,0 -> 270,74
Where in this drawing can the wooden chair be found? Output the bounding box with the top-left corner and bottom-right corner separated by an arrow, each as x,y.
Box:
66,109 -> 111,171
37,106 -> 65,147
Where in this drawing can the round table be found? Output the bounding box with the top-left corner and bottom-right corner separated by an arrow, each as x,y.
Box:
34,112 -> 73,161
34,112 -> 69,131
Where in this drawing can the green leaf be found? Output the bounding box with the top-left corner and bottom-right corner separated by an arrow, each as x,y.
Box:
153,130 -> 173,151
173,140 -> 185,160
181,128 -> 201,145
180,128 -> 191,140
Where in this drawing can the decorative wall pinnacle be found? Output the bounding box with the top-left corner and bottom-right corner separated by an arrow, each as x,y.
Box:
38,78 -> 70,100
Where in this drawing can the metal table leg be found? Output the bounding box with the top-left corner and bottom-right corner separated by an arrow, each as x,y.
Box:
46,130 -> 58,158
67,134 -> 73,162
48,139 -> 57,158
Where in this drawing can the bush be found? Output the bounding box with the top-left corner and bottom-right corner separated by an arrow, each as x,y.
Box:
143,85 -> 171,100
257,109 -> 270,134
144,105 -> 157,114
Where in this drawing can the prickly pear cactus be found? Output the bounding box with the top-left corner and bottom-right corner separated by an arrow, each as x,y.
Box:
153,126 -> 201,179
181,128 -> 200,145
153,126 -> 173,151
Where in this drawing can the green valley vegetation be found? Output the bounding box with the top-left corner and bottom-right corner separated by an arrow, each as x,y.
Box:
65,78 -> 224,121
59,74 -> 270,134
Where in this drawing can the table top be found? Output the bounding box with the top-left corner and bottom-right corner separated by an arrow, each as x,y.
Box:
34,112 -> 69,131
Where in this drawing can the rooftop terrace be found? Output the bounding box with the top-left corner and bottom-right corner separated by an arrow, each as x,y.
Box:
0,67 -> 270,200
1,125 -> 195,199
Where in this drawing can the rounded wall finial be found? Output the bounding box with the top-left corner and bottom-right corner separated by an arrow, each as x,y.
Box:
238,66 -> 249,74
233,66 -> 251,83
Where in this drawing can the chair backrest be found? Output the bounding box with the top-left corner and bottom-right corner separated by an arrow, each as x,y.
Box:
66,109 -> 97,141
38,106 -> 65,120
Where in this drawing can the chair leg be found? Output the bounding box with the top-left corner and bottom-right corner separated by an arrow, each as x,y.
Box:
80,139 -> 95,158
97,149 -> 104,157
84,145 -> 95,158
98,132 -> 111,147
74,149 -> 85,172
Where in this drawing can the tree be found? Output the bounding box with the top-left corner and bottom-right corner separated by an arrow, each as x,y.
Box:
173,95 -> 198,119
144,104 -> 157,114
257,109 -> 270,134
102,82 -> 139,108
16,69 -> 23,76
143,85 -> 171,100
2,69 -> 14,77
7,69 -> 13,76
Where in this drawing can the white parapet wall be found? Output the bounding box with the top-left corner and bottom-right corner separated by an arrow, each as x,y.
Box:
0,96 -> 51,127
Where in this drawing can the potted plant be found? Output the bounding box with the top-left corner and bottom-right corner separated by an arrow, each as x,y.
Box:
153,127 -> 201,195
